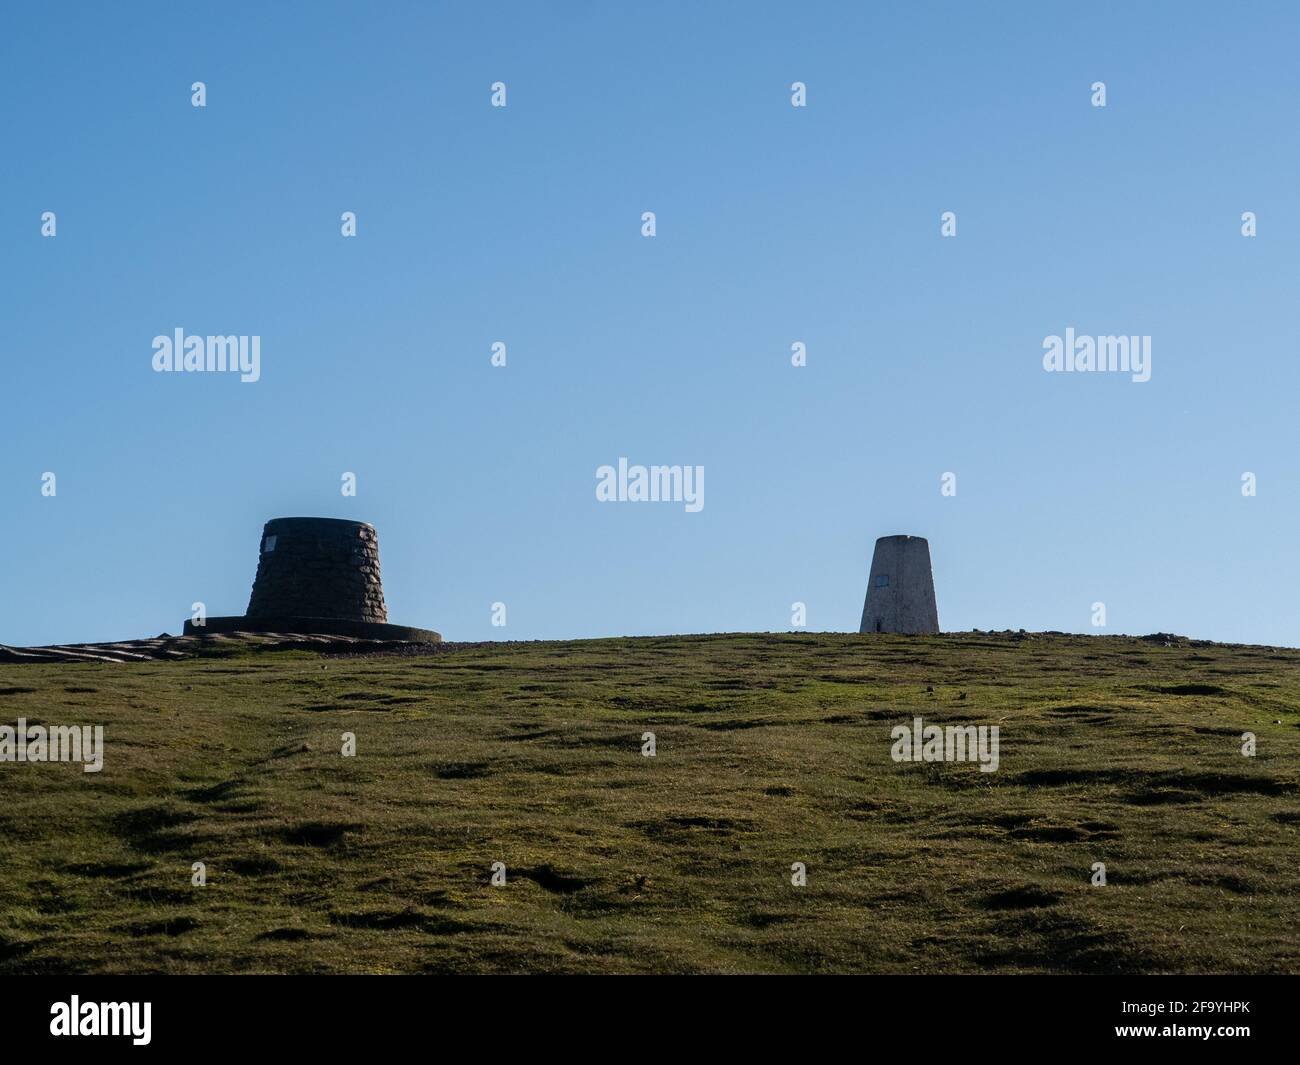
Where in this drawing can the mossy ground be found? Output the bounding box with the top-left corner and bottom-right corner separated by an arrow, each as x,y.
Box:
1,632 -> 1297,974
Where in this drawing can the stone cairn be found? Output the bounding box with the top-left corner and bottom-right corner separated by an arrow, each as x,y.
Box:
183,516 -> 440,643
247,517 -> 388,623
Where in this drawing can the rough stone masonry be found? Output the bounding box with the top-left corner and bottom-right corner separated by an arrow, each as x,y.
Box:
182,516 -> 440,643
246,517 -> 388,623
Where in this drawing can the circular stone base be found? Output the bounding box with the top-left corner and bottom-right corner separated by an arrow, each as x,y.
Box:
183,616 -> 441,643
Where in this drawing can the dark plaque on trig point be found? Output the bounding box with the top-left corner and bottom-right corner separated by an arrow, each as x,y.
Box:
185,517 -> 441,643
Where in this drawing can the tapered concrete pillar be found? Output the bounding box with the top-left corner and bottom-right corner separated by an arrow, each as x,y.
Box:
859,535 -> 939,634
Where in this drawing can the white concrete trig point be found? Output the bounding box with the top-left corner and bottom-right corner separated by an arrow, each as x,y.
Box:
859,534 -> 939,634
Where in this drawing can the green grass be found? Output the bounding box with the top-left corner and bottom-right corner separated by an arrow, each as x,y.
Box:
1,631 -> 1298,974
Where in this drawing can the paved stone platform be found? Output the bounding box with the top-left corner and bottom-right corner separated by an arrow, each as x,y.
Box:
0,629 -> 439,665
184,615 -> 441,643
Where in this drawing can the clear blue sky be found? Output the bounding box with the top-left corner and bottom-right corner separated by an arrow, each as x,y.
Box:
3,1 -> 1298,647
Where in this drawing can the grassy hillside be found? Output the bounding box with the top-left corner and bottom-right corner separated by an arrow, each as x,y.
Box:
1,632 -> 1298,974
